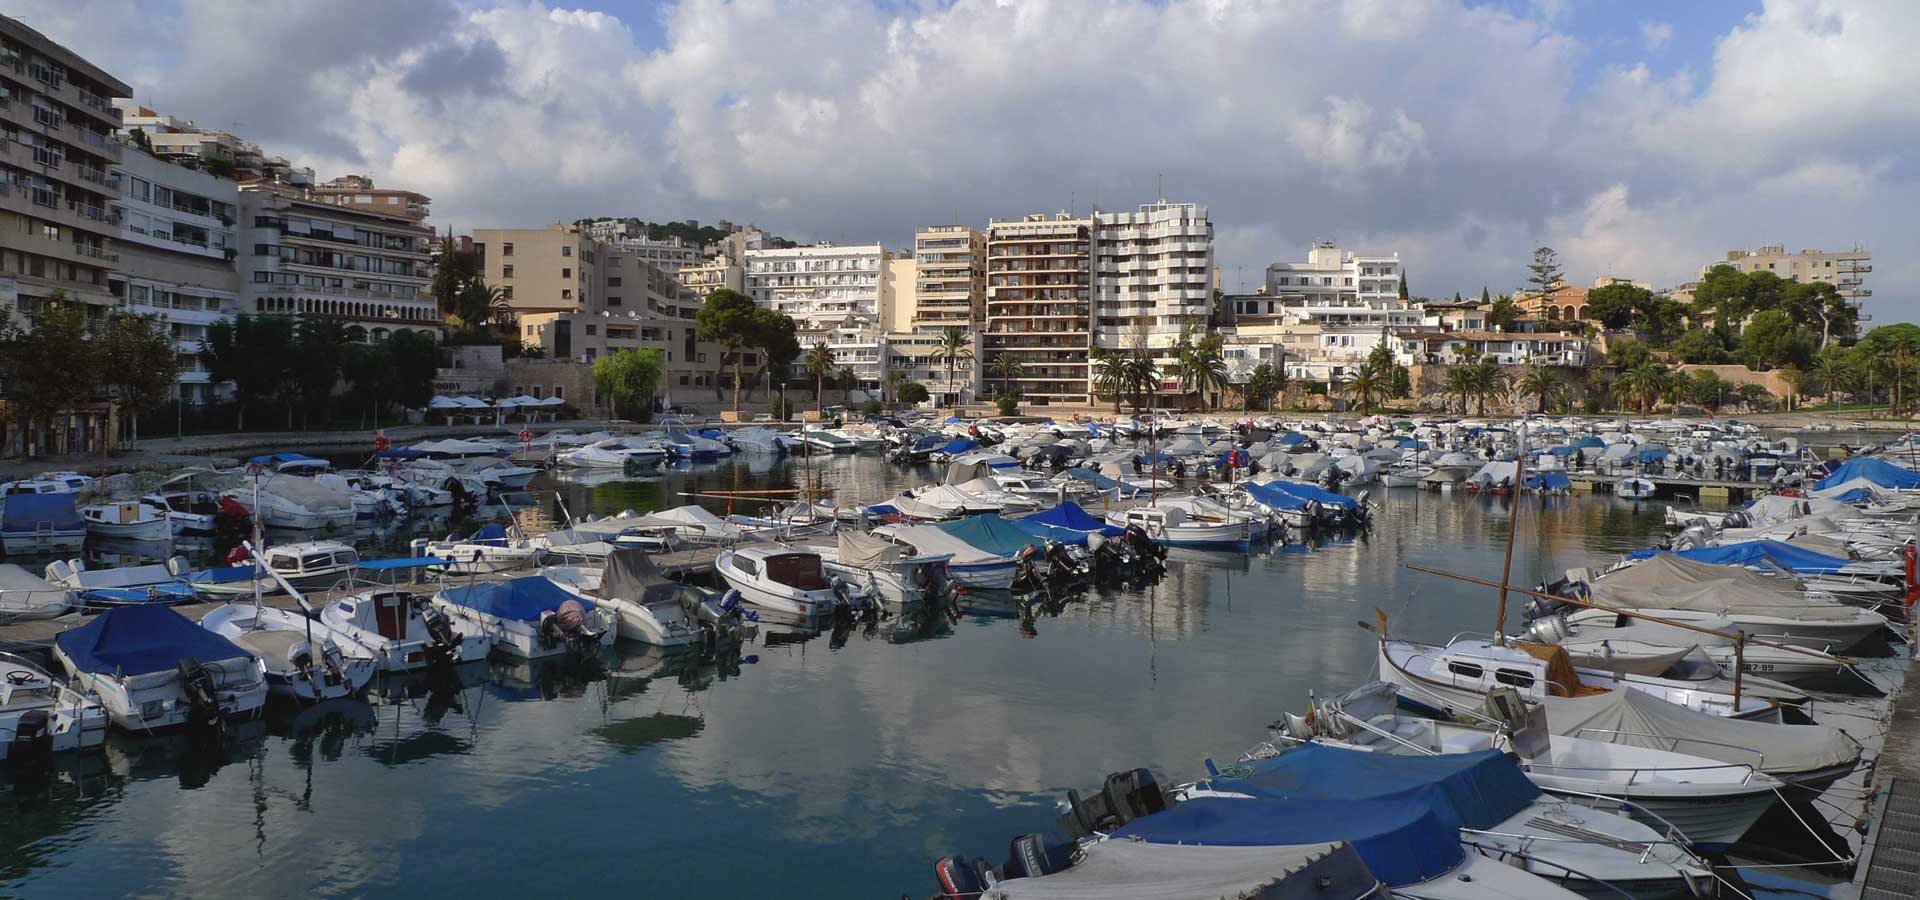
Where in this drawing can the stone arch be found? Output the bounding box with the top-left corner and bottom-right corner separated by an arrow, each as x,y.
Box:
1562,305 -> 1577,320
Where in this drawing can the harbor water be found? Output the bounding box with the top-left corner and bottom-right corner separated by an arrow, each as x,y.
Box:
0,452 -> 1877,897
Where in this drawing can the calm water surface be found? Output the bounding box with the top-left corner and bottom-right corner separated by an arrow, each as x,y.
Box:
0,455 -> 1739,897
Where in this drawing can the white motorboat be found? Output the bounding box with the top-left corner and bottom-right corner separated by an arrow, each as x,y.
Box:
257,541 -> 360,591
873,524 -> 1019,591
555,437 -> 667,468
715,543 -> 843,616
143,488 -> 223,534
79,500 -> 172,541
225,476 -> 356,530
44,557 -> 196,608
1525,609 -> 1853,685
1378,637 -> 1795,721
1572,555 -> 1893,653
200,603 -> 375,703
412,523 -> 543,574
0,563 -> 75,622
808,531 -> 953,607
1104,504 -> 1254,549
0,493 -> 87,555
0,650 -> 108,764
798,429 -> 859,454
1616,477 -> 1657,501
1281,682 -> 1783,849
545,549 -> 754,647
319,587 -> 488,672
53,604 -> 269,731
727,426 -> 788,454
432,575 -> 616,659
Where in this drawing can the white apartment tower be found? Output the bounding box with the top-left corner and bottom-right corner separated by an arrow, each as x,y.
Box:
1091,201 -> 1213,354
744,243 -> 889,332
109,143 -> 240,402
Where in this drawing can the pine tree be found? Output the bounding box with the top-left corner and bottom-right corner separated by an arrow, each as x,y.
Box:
1528,247 -> 1563,296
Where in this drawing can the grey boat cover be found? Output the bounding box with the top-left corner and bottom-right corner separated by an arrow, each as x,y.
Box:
836,531 -> 900,568
943,461 -> 995,485
602,548 -> 678,604
1588,554 -> 1861,621
1546,687 -> 1858,776
0,563 -> 69,619
983,839 -> 1335,900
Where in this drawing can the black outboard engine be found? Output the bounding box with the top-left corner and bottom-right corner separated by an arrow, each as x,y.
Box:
1000,833 -> 1075,881
413,596 -> 463,666
1061,768 -> 1171,839
177,657 -> 225,740
1124,523 -> 1166,567
932,854 -> 993,899
9,709 -> 54,777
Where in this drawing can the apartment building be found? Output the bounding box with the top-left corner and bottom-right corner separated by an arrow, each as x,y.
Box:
681,255 -> 743,298
610,234 -> 702,274
310,174 -> 429,222
237,179 -> 438,339
1091,201 -> 1213,356
985,214 -> 1092,406
885,328 -> 981,406
1263,243 -> 1401,304
474,224 -> 592,317
1713,244 -> 1872,312
0,16 -> 130,319
911,225 -> 984,331
744,243 -> 889,332
110,143 -> 239,402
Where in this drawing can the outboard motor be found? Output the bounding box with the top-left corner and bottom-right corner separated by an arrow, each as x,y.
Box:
1061,768 -> 1171,839
999,833 -> 1075,881
9,709 -> 54,778
932,855 -> 993,899
411,596 -> 463,665
176,657 -> 225,741
287,640 -> 318,687
539,598 -> 593,651
1522,612 -> 1571,644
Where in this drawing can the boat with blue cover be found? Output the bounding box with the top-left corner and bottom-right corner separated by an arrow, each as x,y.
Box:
45,558 -> 196,608
1,493 -> 87,555
319,559 -> 488,673
53,604 -> 268,732
431,575 -> 615,658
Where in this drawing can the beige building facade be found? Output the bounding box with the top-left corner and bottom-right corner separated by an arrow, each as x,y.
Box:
984,213 -> 1092,406
912,225 -> 984,332
1713,244 -> 1872,311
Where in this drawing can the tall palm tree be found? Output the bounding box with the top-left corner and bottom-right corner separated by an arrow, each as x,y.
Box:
804,342 -> 834,410
1444,368 -> 1473,414
1517,365 -> 1561,415
931,327 -> 974,407
840,366 -> 858,405
989,353 -> 1025,399
1123,351 -> 1158,415
1466,361 -> 1507,416
884,370 -> 904,409
1093,349 -> 1127,414
1810,352 -> 1846,410
1341,366 -> 1380,413
1188,344 -> 1229,410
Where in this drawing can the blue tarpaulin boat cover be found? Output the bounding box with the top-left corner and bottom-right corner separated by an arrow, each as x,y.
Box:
438,576 -> 592,622
1206,744 -> 1539,832
355,556 -> 451,571
1,493 -> 82,533
1816,458 -> 1920,491
1624,541 -> 1852,575
933,514 -> 1046,556
1254,480 -> 1357,510
1636,447 -> 1669,463
470,523 -> 509,546
938,438 -> 978,456
911,434 -> 948,451
1572,436 -> 1606,449
1544,446 -> 1576,456
247,451 -> 326,465
183,564 -> 260,585
1062,467 -> 1121,491
1016,502 -> 1124,544
80,582 -> 197,605
1114,796 -> 1462,888
55,604 -> 252,675
1276,433 -> 1310,445
1524,473 -> 1572,491
1240,481 -> 1311,512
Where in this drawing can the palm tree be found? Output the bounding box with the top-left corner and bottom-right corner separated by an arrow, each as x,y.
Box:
884,370 -> 904,409
989,353 -> 1025,400
1623,360 -> 1672,413
1466,361 -> 1507,416
1810,352 -> 1847,410
1443,368 -> 1473,414
1341,366 -> 1381,413
804,342 -> 834,410
455,281 -> 507,332
1093,349 -> 1127,414
840,366 -> 857,406
1123,351 -> 1158,415
1517,365 -> 1561,415
931,327 -> 974,408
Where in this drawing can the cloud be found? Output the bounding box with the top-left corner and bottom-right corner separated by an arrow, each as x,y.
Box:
6,0 -> 1916,322
1640,19 -> 1673,49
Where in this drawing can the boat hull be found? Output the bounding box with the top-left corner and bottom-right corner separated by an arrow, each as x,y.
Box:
1538,783 -> 1777,850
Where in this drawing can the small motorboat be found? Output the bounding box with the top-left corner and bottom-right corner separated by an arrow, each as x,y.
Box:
715,543 -> 843,616
546,548 -> 754,647
1616,477 -> 1657,501
0,650 -> 108,766
1,493 -> 86,555
79,500 -> 172,541
1104,504 -> 1254,550
44,558 -> 196,608
432,575 -> 616,658
255,541 -> 360,591
53,604 -> 269,732
0,563 -> 75,622
200,602 -> 375,703
144,487 -> 226,534
319,585 -> 487,673
412,524 -> 543,574
807,531 -> 952,607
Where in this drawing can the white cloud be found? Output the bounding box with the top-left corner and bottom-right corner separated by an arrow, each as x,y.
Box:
5,0 -> 1917,322
1640,20 -> 1674,49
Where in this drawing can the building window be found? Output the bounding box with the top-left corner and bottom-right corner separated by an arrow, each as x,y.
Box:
502,243 -> 513,256
561,289 -> 572,300
607,296 -> 621,306
606,277 -> 621,287
562,268 -> 571,279
502,287 -> 513,298
561,245 -> 572,257
553,386 -> 564,399
585,324 -> 596,336
502,265 -> 513,278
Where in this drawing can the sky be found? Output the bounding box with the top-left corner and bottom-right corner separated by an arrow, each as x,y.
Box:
12,0 -> 1916,323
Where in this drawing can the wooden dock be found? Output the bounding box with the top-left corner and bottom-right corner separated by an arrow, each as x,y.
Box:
1567,473 -> 1777,502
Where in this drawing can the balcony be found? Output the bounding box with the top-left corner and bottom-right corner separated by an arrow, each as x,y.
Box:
68,242 -> 116,263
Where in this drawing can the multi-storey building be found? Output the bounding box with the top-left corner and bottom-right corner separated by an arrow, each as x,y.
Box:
237,178 -> 438,340
744,243 -> 888,333
474,224 -> 592,318
110,142 -> 239,402
886,328 -> 982,407
310,174 -> 430,222
1712,244 -> 1872,315
611,234 -> 702,274
681,255 -> 743,298
0,16 -> 130,319
984,214 -> 1092,406
911,225 -> 984,331
1091,201 -> 1213,357
1263,242 -> 1401,303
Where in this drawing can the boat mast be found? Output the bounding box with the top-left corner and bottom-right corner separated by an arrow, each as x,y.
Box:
1493,421 -> 1526,645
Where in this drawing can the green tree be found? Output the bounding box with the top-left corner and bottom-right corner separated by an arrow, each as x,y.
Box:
1736,382 -> 1773,413
1669,328 -> 1730,364
897,381 -> 930,405
592,348 -> 664,420
932,327 -> 975,408
804,342 -> 834,410
343,343 -> 398,428
1606,338 -> 1654,371
453,280 -> 507,332
1487,295 -> 1520,332
1093,349 -> 1128,414
1341,365 -> 1381,412
1122,351 -> 1158,415
1175,339 -> 1228,410
1385,365 -> 1412,401
202,313 -> 295,430
989,352 -> 1026,401
749,308 -> 800,400
430,236 -> 480,319
1517,365 -> 1561,414
291,320 -> 348,428
7,295 -> 100,452
387,330 -> 442,412
840,366 -> 857,405
1809,350 -> 1850,409
98,311 -> 181,442
1527,246 -> 1563,297
694,288 -> 759,413
1585,283 -> 1650,331
1443,367 -> 1473,414
1243,362 -> 1284,411
1741,309 -> 1815,371
1686,370 -> 1732,411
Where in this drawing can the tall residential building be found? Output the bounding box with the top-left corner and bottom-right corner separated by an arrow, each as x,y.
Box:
474,224 -> 592,317
109,142 -> 240,402
1091,201 -> 1213,357
911,225 -> 984,331
237,177 -> 438,340
0,16 -> 131,319
1712,244 -> 1872,313
884,256 -> 917,332
985,213 -> 1092,406
744,243 -> 889,333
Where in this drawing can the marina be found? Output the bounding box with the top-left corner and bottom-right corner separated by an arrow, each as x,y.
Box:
0,414 -> 1915,898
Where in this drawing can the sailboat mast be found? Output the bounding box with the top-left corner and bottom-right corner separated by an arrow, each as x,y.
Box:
1494,422 -> 1526,643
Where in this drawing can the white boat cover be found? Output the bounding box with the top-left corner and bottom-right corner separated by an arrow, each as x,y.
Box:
1467,461 -> 1517,488
1547,687 -> 1858,776
1588,554 -> 1861,621
1740,495 -> 1854,528
881,524 -> 1013,565
0,563 -> 70,619
259,475 -> 355,512
626,505 -> 741,538
837,531 -> 901,568
984,840 -> 1333,900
